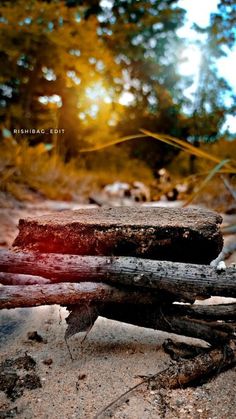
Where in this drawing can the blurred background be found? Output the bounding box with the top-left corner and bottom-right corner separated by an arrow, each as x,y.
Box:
0,0 -> 236,211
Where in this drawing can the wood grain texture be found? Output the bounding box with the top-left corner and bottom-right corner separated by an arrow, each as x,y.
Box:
0,282 -> 164,309
148,340 -> 236,389
101,303 -> 235,345
1,250 -> 236,299
0,272 -> 51,285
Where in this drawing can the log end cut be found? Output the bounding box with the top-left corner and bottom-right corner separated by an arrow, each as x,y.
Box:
13,207 -> 223,264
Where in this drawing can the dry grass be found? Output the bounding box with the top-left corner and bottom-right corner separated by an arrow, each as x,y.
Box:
0,139 -> 154,201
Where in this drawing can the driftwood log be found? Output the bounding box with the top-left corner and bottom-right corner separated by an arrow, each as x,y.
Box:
0,282 -> 165,309
1,278 -> 235,343
12,207 -> 223,264
1,267 -> 235,321
95,341 -> 236,418
1,206 -> 235,395
150,340 -> 236,389
1,250 -> 236,299
1,248 -> 236,344
0,272 -> 51,286
100,303 -> 236,345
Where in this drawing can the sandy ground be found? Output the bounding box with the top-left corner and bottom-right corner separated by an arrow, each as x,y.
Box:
0,197 -> 236,419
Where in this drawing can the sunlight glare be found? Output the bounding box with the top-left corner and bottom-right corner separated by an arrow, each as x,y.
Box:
119,91 -> 135,106
178,45 -> 202,76
85,82 -> 112,103
38,94 -> 62,107
178,0 -> 219,28
222,115 -> 236,134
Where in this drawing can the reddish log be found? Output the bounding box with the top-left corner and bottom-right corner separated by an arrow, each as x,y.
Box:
13,207 -> 223,264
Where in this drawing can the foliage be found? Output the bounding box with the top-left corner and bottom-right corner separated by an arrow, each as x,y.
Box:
210,0 -> 236,49
138,130 -> 236,205
0,137 -> 80,200
0,0 -> 236,202
0,136 -> 153,200
83,128 -> 236,207
0,0 -> 119,158
179,0 -> 236,161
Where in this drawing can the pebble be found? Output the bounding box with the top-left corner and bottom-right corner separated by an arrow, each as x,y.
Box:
43,358 -> 53,366
176,398 -> 184,407
216,261 -> 226,271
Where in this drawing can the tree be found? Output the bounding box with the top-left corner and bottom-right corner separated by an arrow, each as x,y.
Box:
179,1 -> 236,172
191,0 -> 236,140
0,0 -> 119,158
78,0 -> 188,170
0,0 -> 235,175
211,0 -> 236,49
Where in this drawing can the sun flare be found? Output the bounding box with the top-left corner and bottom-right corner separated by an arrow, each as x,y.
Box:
82,81 -> 135,119
84,82 -> 112,104
179,44 -> 202,76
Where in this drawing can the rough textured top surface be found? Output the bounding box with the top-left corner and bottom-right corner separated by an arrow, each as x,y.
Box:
13,207 -> 223,264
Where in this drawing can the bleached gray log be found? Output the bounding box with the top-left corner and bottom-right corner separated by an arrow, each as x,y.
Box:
13,207 -> 223,264
1,250 -> 236,299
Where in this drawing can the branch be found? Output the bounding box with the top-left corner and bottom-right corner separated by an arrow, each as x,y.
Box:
101,304 -> 235,345
0,282 -> 164,309
95,341 -> 236,418
1,250 -> 236,299
0,272 -> 51,286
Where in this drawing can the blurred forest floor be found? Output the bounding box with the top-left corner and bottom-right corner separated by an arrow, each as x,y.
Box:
1,136 -> 236,211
